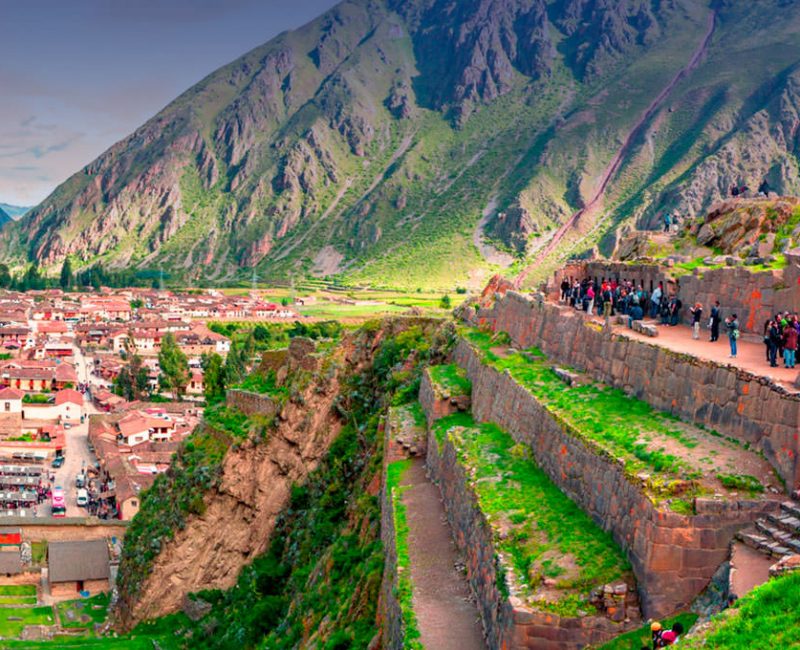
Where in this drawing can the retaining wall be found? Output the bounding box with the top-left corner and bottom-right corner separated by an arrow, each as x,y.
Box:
225,390 -> 279,418
426,426 -> 638,649
450,339 -> 780,618
474,291 -> 800,490
554,254 -> 800,333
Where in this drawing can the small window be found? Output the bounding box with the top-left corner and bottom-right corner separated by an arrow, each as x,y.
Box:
131,500 -> 138,507
4,402 -> 9,412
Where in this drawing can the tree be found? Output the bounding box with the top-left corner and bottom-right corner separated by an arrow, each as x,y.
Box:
439,294 -> 452,309
113,353 -> 150,401
158,333 -> 190,399
130,298 -> 144,309
0,264 -> 10,289
224,345 -> 246,386
201,353 -> 226,403
59,258 -> 73,290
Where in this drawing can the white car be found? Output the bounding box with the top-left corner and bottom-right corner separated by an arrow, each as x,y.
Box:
76,489 -> 89,507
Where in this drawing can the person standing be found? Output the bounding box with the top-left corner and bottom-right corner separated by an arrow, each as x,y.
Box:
726,314 -> 740,358
669,295 -> 682,326
663,213 -> 672,233
783,318 -> 798,368
768,319 -> 782,368
710,301 -> 721,342
690,303 -> 703,339
650,283 -> 662,319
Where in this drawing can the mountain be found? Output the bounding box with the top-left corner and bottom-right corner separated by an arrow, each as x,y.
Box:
0,204 -> 30,220
0,207 -> 11,228
3,0 -> 800,289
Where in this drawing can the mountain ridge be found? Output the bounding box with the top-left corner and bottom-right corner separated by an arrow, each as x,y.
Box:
3,0 -> 800,289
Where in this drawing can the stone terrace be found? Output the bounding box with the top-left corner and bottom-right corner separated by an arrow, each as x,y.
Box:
426,411 -> 641,649
450,331 -> 780,617
468,290 -> 800,490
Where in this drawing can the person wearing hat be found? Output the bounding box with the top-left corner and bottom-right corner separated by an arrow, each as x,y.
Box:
651,622 -> 663,649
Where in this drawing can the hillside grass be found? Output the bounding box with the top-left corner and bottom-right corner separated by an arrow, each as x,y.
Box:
682,571 -> 800,649
593,612 -> 699,649
433,412 -> 632,617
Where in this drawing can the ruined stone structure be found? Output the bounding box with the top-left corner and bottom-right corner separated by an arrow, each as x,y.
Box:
472,291 -> 800,491
451,339 -> 778,618
225,390 -> 278,418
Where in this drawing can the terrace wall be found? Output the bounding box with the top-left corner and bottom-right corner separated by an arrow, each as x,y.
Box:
473,291 -> 800,491
553,252 -> 800,333
426,426 -> 637,648
225,390 -> 278,419
448,339 -> 779,618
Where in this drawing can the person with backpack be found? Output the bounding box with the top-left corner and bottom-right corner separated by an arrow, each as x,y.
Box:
663,213 -> 672,232
650,283 -> 662,319
726,314 -> 740,358
767,319 -> 782,368
669,296 -> 682,326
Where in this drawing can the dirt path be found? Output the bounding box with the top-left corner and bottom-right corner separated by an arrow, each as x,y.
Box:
401,459 -> 485,650
515,10 -> 717,288
730,542 -> 773,598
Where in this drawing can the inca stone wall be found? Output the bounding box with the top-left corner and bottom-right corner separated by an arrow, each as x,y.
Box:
225,390 -> 279,418
419,368 -> 470,427
379,418 -> 405,650
554,252 -> 800,333
474,291 -> 800,490
426,426 -> 639,648
451,339 -> 780,618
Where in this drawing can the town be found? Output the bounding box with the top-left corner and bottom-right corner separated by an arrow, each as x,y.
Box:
0,286 -> 299,610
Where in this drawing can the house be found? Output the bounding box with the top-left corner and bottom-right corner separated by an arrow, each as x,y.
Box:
48,540 -> 110,597
187,370 -> 204,396
55,389 -> 84,422
0,388 -> 23,415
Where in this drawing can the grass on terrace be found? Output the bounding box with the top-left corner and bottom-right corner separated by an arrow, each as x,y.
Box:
433,412 -> 632,617
386,459 -> 423,650
427,364 -> 471,397
0,584 -> 37,606
0,605 -> 53,638
459,328 -> 766,506
56,593 -> 109,632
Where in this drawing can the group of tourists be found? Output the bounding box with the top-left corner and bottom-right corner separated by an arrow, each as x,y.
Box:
559,278 -> 687,327
762,313 -> 800,368
558,276 -> 797,364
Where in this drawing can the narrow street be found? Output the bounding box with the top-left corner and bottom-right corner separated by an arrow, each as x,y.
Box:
47,338 -> 101,517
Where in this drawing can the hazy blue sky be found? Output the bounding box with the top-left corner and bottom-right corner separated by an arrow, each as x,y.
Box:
0,0 -> 338,207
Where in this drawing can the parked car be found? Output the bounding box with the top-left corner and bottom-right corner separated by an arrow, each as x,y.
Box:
76,489 -> 89,507
75,473 -> 85,488
51,456 -> 65,469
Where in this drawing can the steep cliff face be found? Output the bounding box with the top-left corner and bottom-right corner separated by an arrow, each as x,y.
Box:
6,0 -> 800,289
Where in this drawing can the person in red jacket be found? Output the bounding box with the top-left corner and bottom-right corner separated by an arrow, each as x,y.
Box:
784,317 -> 798,368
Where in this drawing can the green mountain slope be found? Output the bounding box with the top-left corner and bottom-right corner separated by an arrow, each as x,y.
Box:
3,0 -> 800,289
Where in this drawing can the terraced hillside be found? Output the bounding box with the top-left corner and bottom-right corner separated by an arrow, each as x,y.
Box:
4,0 -> 800,289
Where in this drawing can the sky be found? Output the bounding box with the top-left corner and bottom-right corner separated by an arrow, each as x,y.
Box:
0,0 -> 338,208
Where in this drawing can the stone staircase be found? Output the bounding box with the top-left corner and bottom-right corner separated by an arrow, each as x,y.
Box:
737,500 -> 800,559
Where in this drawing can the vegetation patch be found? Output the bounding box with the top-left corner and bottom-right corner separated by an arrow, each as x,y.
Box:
433,413 -> 632,617
682,571 -> 800,649
594,612 -> 699,649
427,363 -> 471,397
386,459 -> 423,650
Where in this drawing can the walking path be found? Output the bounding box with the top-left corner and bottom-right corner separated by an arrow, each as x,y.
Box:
401,459 -> 485,650
606,316 -> 800,392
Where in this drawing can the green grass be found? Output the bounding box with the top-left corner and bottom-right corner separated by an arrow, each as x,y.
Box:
682,572 -> 800,649
427,364 -> 471,397
593,612 -> 699,649
716,473 -> 765,494
56,593 -> 109,632
433,413 -> 632,617
0,606 -> 53,637
0,586 -> 35,597
460,328 -> 730,504
386,459 -> 423,650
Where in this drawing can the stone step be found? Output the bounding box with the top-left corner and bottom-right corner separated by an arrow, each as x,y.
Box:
766,512 -> 800,535
753,520 -> 796,557
780,500 -> 800,520
736,529 -> 770,553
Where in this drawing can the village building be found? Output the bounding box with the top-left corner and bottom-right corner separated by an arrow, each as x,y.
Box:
47,540 -> 110,597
